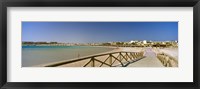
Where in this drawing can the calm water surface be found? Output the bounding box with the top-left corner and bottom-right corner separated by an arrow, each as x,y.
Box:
22,46 -> 114,67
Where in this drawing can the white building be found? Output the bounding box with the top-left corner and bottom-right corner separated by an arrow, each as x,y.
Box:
143,40 -> 147,44
129,40 -> 136,44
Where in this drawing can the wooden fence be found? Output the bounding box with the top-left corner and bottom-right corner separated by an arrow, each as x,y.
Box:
157,53 -> 178,67
44,51 -> 144,67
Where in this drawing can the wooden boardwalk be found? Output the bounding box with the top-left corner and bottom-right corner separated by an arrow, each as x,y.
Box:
128,48 -> 164,67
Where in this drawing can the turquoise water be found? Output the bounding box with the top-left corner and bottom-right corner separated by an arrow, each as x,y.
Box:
22,46 -> 114,67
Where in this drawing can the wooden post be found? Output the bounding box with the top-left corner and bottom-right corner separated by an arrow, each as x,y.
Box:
133,53 -> 136,59
119,52 -> 122,62
125,52 -> 128,60
109,54 -> 112,66
130,53 -> 133,59
135,53 -> 137,58
91,57 -> 95,67
128,53 -> 130,59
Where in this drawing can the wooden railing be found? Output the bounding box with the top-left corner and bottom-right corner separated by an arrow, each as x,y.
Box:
157,53 -> 178,67
44,51 -> 144,67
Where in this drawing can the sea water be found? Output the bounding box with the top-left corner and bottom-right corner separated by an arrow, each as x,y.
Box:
22,46 -> 114,67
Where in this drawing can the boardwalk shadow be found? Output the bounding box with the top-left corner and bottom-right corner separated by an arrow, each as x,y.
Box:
123,56 -> 146,67
115,56 -> 146,67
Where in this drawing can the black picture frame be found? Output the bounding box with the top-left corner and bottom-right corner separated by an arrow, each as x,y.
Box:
0,0 -> 199,89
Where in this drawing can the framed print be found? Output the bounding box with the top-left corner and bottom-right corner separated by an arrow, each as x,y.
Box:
0,0 -> 200,89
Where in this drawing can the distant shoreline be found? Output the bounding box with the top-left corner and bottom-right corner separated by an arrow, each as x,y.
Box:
22,45 -> 119,49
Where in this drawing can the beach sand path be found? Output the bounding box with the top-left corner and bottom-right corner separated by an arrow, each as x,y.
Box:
128,48 -> 164,67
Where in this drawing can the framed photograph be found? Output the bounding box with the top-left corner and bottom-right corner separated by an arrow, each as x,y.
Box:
0,0 -> 199,89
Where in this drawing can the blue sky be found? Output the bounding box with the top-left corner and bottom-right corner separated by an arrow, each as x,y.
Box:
22,22 -> 178,43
